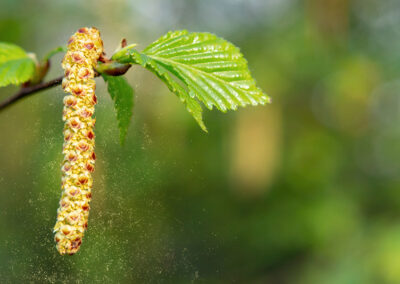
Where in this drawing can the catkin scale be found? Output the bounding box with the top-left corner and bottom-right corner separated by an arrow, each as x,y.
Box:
54,27 -> 103,255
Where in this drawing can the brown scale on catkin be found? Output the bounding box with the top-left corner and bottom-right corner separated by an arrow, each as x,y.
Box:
54,27 -> 103,255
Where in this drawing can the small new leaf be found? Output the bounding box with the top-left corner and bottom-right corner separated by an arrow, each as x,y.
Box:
0,42 -> 36,87
43,46 -> 67,62
103,74 -> 134,145
112,30 -> 269,131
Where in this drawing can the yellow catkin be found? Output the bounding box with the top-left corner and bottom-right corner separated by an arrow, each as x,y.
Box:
54,27 -> 103,255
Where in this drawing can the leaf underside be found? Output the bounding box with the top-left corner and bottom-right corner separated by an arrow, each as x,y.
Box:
112,30 -> 269,131
103,74 -> 134,145
0,42 -> 36,87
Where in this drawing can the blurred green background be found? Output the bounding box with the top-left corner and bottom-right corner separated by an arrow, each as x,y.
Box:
1,0 -> 400,283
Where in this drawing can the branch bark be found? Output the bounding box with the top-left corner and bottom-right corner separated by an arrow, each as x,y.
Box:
0,76 -> 63,111
0,62 -> 131,112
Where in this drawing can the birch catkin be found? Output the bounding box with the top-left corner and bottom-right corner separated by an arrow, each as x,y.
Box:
54,27 -> 103,255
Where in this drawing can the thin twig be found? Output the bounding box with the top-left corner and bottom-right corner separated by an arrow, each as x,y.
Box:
0,60 -> 131,112
0,76 -> 63,111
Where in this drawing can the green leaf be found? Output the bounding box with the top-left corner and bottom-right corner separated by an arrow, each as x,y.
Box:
0,42 -> 36,87
43,46 -> 67,62
103,74 -> 134,145
112,30 -> 269,131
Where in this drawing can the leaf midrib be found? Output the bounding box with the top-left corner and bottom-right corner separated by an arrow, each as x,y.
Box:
147,54 -> 261,101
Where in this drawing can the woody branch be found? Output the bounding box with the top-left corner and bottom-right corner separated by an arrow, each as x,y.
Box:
0,59 -> 130,112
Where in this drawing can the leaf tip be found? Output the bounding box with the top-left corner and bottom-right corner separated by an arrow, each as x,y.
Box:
199,122 -> 208,133
119,134 -> 127,146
